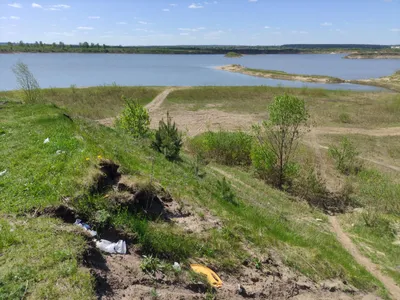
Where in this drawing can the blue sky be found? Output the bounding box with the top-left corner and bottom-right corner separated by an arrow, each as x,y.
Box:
0,0 -> 399,45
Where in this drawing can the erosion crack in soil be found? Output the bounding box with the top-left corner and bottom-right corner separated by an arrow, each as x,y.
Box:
329,216 -> 400,300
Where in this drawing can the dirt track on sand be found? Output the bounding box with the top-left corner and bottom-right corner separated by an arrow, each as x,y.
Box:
330,216 -> 400,300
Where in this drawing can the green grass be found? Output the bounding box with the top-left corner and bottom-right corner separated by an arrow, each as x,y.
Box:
165,86 -> 399,128
0,102 -> 390,298
0,85 -> 163,120
0,217 -> 93,299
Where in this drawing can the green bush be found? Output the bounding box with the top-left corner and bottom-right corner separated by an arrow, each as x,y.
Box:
188,131 -> 252,166
216,177 -> 237,205
329,137 -> 362,175
152,113 -> 182,161
12,61 -> 41,104
115,96 -> 150,138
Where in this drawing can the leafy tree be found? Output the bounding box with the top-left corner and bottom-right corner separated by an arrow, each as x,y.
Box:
152,113 -> 182,161
252,94 -> 309,189
115,96 -> 150,138
12,61 -> 41,103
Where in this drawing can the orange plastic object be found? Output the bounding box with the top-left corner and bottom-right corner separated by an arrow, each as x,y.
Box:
190,264 -> 223,288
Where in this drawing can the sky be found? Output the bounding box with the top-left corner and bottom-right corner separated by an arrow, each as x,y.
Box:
0,0 -> 399,46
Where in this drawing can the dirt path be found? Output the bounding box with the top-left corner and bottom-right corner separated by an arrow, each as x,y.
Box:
145,87 -> 179,113
329,216 -> 400,300
314,126 -> 400,137
97,87 -> 182,127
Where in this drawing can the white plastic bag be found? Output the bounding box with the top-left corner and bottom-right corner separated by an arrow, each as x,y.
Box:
96,239 -> 127,254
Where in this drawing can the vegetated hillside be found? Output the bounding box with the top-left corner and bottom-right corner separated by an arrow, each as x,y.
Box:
0,97 -> 390,299
0,42 -> 392,54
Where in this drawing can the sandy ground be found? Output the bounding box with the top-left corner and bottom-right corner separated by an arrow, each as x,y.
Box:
216,65 -> 341,84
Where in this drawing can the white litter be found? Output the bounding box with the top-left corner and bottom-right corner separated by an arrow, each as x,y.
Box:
96,239 -> 127,254
56,150 -> 66,155
43,138 -> 50,144
0,169 -> 7,177
74,219 -> 97,237
173,262 -> 181,271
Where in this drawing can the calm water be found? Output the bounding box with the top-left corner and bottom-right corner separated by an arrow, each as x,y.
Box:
1,53 -> 399,91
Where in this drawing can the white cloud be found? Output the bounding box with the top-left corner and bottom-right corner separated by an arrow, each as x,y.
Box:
248,0 -> 258,2
0,17 -> 8,20
162,8 -> 170,11
45,4 -> 70,10
51,4 -> 70,8
178,27 -> 205,32
45,31 -> 74,36
189,3 -> 203,8
77,26 -> 94,30
292,30 -> 308,34
264,26 -> 270,29
116,22 -> 127,25
88,16 -> 100,19
32,3 -> 42,8
138,21 -> 148,24
180,33 -> 190,35
204,30 -> 224,39
8,3 -> 22,8
10,16 -> 20,20
104,31 -> 113,34
321,22 -> 332,26
170,3 -> 177,6
390,28 -> 400,32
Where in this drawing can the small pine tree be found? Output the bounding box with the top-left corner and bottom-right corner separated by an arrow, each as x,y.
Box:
216,177 -> 237,205
152,112 -> 182,161
115,96 -> 150,138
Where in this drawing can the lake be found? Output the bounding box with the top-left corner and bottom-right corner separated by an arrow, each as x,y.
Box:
1,53 -> 399,91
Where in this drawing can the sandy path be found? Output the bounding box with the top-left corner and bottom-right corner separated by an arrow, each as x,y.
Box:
97,87 -> 183,127
329,216 -> 400,300
314,127 -> 400,137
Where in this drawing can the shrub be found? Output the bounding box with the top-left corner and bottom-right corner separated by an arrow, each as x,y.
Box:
216,177 -> 238,206
115,96 -> 150,138
188,131 -> 252,166
338,112 -> 351,124
252,94 -> 309,188
152,113 -> 182,161
12,61 -> 41,103
329,137 -> 362,175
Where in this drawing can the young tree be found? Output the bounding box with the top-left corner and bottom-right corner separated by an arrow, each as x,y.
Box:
329,137 -> 362,175
253,94 -> 309,189
152,113 -> 182,161
12,61 -> 41,103
115,96 -> 150,138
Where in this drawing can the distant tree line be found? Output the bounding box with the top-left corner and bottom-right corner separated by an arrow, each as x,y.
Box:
0,41 -> 392,54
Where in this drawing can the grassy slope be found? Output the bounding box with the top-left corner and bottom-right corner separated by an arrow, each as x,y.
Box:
0,86 -> 162,120
165,86 -> 400,128
317,134 -> 400,285
0,103 -> 388,298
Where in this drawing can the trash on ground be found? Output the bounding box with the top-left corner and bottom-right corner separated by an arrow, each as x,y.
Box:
74,219 -> 97,237
56,150 -> 66,155
96,239 -> 127,254
43,138 -> 50,144
173,262 -> 181,271
190,264 -> 223,288
0,169 -> 7,177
